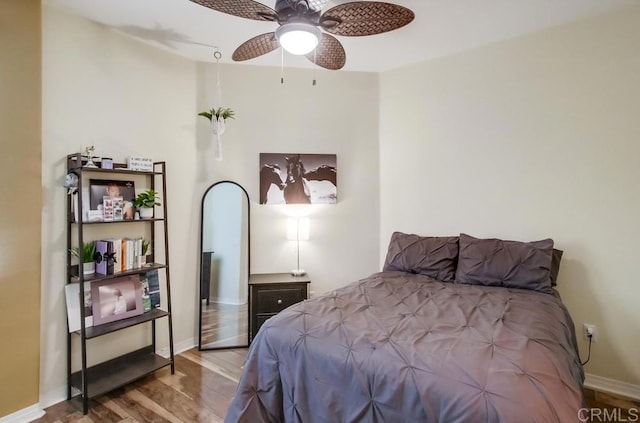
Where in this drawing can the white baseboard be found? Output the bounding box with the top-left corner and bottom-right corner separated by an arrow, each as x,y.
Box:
585,373 -> 640,400
0,404 -> 44,423
158,337 -> 196,358
39,385 -> 70,410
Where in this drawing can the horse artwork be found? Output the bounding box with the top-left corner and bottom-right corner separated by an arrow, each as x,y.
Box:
259,153 -> 337,205
259,164 -> 285,204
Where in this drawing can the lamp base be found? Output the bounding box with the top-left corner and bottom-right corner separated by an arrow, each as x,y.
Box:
290,269 -> 306,276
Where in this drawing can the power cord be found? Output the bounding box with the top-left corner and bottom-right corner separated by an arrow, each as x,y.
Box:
581,332 -> 593,366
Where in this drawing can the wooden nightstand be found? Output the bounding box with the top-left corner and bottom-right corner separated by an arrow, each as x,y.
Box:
249,273 -> 311,342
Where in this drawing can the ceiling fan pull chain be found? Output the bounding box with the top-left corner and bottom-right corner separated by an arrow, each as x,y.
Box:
312,49 -> 317,86
281,48 -> 285,84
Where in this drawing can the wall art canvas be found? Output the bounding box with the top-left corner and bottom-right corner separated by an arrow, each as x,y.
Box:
260,153 -> 337,204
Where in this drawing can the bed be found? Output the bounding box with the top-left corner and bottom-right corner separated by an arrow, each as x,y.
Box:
225,233 -> 584,422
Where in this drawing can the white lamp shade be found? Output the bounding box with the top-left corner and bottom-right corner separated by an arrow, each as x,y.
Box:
276,23 -> 321,56
287,217 -> 310,241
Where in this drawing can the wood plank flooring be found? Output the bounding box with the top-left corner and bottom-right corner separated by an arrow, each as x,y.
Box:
36,347 -> 639,422
34,349 -> 247,423
200,302 -> 248,349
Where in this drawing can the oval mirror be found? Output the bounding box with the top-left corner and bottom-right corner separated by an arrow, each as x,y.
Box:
198,181 -> 250,350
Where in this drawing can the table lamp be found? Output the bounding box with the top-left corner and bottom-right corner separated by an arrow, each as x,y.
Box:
287,217 -> 310,276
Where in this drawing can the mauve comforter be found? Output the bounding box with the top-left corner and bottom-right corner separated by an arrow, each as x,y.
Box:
225,272 -> 584,423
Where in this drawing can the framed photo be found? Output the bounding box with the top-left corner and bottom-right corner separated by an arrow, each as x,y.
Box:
259,153 -> 337,204
89,179 -> 136,220
91,275 -> 143,325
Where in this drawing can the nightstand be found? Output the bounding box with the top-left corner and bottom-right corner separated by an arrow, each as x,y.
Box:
249,273 -> 311,342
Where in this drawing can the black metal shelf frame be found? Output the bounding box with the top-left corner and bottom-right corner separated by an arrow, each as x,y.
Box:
65,153 -> 175,414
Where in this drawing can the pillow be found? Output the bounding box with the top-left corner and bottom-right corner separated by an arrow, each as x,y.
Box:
383,232 -> 459,282
455,233 -> 554,292
550,248 -> 563,287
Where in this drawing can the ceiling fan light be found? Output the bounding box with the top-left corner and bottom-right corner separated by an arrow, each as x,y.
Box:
276,23 -> 321,56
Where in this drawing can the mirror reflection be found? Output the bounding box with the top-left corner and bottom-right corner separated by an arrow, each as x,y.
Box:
199,181 -> 249,350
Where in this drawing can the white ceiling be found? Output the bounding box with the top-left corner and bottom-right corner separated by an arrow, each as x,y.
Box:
45,0 -> 638,72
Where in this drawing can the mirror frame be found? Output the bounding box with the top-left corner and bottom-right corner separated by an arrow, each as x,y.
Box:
198,180 -> 250,350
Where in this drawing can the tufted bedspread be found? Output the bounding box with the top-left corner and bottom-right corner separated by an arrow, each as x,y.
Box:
225,272 -> 584,423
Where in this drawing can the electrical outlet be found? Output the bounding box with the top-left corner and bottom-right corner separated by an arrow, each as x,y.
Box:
583,324 -> 597,343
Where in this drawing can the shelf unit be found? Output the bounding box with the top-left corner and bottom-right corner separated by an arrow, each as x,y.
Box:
65,153 -> 174,414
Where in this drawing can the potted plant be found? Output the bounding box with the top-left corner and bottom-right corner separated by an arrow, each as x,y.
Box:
198,107 -> 235,123
198,107 -> 236,161
133,190 -> 160,219
71,242 -> 96,275
140,239 -> 151,266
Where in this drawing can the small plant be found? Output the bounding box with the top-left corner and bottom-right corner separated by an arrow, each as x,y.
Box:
70,242 -> 96,263
133,190 -> 161,209
142,239 -> 151,256
198,107 -> 235,122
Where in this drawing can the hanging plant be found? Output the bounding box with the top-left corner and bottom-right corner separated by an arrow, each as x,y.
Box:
198,107 -> 235,161
198,107 -> 235,122
200,50 -> 233,161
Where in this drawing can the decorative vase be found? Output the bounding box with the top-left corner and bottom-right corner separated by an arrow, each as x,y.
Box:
139,207 -> 154,219
83,262 -> 95,276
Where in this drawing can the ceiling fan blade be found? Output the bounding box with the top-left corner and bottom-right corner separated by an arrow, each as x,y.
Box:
188,0 -> 277,22
306,33 -> 345,70
281,0 -> 330,12
232,33 -> 279,61
321,2 -> 414,37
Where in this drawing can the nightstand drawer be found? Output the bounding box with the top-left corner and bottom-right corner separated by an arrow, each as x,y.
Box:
255,313 -> 277,334
254,286 -> 306,314
249,273 -> 311,342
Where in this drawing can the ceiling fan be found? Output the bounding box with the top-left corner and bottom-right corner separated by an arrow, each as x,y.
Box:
188,0 -> 415,70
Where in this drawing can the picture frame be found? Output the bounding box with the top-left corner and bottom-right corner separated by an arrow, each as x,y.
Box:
89,179 -> 136,220
91,275 -> 143,325
259,153 -> 337,204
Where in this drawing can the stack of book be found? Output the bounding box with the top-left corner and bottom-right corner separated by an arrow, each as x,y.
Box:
95,238 -> 147,275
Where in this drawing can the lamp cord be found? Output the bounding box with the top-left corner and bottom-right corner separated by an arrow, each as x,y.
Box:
580,335 -> 593,366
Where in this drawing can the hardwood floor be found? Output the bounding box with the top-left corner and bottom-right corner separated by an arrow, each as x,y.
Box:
36,347 -> 639,422
200,302 -> 248,349
34,349 -> 248,423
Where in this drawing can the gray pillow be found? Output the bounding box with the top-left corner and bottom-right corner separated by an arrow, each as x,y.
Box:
455,233 -> 554,292
383,232 -> 459,282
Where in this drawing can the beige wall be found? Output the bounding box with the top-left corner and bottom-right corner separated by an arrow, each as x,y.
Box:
380,5 -> 640,386
195,62 -> 380,295
41,6 -> 379,404
0,0 -> 42,417
41,7 -> 198,405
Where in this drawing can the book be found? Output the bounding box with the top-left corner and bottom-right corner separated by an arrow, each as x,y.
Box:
72,188 -> 91,223
121,239 -> 128,272
95,240 -> 108,275
141,270 -> 161,309
96,240 -> 115,275
105,238 -> 122,274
